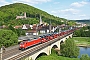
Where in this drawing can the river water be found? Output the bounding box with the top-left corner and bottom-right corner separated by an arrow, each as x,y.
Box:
78,47 -> 90,58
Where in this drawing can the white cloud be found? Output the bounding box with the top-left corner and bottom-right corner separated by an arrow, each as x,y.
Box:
51,8 -> 80,15
65,14 -> 89,20
0,0 -> 52,7
60,8 -> 80,14
12,0 -> 51,5
51,11 -> 57,14
50,8 -> 85,20
79,14 -> 86,17
71,1 -> 88,7
0,0 -> 10,7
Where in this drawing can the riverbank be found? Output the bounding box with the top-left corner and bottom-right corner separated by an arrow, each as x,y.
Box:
72,37 -> 90,47
76,44 -> 90,47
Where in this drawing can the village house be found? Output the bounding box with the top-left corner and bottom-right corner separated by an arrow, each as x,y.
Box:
22,24 -> 31,29
26,30 -> 38,36
25,24 -> 57,36
75,22 -> 87,27
14,26 -> 22,29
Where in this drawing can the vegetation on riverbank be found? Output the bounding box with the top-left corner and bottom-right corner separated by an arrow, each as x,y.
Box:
37,55 -> 79,60
37,55 -> 90,60
74,26 -> 90,37
73,26 -> 90,46
71,37 -> 90,47
80,54 -> 90,60
60,39 -> 79,58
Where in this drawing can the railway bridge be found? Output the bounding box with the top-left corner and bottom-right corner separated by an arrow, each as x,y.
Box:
4,31 -> 73,60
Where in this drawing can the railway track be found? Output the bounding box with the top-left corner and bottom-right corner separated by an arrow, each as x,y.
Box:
3,31 -> 74,60
2,48 -> 21,59
2,46 -> 21,60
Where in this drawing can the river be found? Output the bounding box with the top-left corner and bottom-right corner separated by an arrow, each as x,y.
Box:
78,47 -> 90,58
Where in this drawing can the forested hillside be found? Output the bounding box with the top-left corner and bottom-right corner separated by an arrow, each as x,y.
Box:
0,3 -> 71,26
75,20 -> 90,26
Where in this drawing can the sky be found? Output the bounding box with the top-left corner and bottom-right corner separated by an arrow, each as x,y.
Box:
0,0 -> 90,20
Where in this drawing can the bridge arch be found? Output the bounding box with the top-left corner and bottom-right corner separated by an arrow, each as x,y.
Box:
28,47 -> 50,60
69,33 -> 73,38
60,40 -> 64,44
52,45 -> 58,49
69,34 -> 72,38
69,36 -> 71,38
35,52 -> 47,60
50,41 -> 60,50
51,45 -> 60,54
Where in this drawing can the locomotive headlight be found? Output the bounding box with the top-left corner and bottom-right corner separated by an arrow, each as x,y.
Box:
20,45 -> 24,47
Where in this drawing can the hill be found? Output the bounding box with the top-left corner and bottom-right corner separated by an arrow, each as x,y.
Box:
0,3 -> 69,26
75,20 -> 90,26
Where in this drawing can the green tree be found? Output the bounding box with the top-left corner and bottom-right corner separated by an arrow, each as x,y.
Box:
16,28 -> 25,36
80,54 -> 90,60
8,25 -> 25,36
74,26 -> 90,37
60,39 -> 79,58
74,30 -> 80,37
0,29 -> 18,48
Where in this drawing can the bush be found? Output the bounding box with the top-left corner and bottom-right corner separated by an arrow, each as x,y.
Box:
0,29 -> 18,48
60,39 -> 79,58
80,54 -> 90,60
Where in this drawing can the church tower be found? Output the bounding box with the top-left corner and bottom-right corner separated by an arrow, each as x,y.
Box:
24,12 -> 26,18
40,15 -> 43,25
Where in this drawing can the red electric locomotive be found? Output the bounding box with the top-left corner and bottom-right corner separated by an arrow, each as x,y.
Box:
19,38 -> 41,50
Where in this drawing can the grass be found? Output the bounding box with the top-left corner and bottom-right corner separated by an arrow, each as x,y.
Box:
36,55 -> 79,60
72,37 -> 90,46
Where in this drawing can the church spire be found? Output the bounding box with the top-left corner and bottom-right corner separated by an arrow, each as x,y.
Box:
40,15 -> 42,25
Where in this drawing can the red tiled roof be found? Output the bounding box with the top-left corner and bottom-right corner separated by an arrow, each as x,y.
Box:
14,26 -> 22,29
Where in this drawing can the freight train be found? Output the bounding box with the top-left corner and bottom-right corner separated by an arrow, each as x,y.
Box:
19,28 -> 75,50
